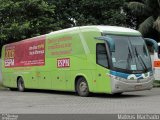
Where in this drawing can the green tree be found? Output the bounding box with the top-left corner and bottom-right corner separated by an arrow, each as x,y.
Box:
51,0 -> 127,26
0,0 -> 128,57
0,0 -> 57,43
128,0 -> 160,41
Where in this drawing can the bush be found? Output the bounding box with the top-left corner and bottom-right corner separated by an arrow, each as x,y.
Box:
153,80 -> 160,87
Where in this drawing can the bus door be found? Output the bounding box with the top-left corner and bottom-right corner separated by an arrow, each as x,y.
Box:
95,43 -> 110,92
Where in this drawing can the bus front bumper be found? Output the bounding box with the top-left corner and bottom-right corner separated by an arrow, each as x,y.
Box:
111,76 -> 154,94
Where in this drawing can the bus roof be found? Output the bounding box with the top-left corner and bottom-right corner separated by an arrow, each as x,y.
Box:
96,26 -> 141,36
49,25 -> 141,36
4,25 -> 141,47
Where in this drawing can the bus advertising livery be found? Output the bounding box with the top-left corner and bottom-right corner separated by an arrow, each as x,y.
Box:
1,26 -> 158,96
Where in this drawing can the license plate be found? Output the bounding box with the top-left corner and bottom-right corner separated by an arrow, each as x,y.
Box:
135,85 -> 142,90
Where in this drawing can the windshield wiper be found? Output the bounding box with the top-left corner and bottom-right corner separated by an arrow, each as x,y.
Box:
134,47 -> 148,72
127,46 -> 132,70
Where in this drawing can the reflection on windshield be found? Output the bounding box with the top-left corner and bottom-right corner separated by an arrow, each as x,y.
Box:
109,35 -> 151,73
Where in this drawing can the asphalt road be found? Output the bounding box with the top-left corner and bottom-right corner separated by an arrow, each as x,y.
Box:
0,88 -> 160,114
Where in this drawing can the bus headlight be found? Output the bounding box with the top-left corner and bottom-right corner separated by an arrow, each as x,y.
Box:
114,76 -> 126,81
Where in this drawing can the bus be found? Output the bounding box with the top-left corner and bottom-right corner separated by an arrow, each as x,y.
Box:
1,26 -> 158,97
152,42 -> 160,80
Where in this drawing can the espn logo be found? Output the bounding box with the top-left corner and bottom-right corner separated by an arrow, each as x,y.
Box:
57,58 -> 70,68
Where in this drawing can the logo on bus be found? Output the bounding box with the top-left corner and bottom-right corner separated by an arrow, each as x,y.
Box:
154,60 -> 160,67
5,46 -> 15,67
5,59 -> 14,67
57,58 -> 70,68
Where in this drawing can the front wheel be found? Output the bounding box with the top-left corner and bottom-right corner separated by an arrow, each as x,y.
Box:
113,92 -> 123,96
17,77 -> 25,92
76,77 -> 90,97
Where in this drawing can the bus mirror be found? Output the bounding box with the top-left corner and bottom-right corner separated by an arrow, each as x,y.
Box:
158,47 -> 160,58
144,38 -> 158,52
95,36 -> 115,52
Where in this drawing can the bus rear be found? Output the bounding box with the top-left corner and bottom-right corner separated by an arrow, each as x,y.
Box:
153,43 -> 160,80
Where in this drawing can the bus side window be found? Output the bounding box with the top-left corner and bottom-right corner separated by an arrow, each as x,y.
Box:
96,43 -> 109,68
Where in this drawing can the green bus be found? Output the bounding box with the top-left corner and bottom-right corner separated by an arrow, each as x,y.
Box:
1,26 -> 158,96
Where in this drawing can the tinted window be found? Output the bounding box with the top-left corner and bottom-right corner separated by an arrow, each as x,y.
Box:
96,43 -> 108,68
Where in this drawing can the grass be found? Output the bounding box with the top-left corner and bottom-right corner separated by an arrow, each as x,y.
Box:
153,80 -> 160,87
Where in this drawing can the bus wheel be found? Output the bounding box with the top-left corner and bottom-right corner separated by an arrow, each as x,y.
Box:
9,88 -> 17,91
76,77 -> 89,97
113,92 -> 123,96
17,77 -> 25,92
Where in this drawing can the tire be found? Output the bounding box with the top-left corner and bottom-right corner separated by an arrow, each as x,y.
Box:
9,88 -> 17,91
76,77 -> 90,97
113,92 -> 123,96
17,77 -> 25,92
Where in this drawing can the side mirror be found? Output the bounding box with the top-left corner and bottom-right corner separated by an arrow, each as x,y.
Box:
158,46 -> 160,58
144,38 -> 158,52
95,36 -> 115,52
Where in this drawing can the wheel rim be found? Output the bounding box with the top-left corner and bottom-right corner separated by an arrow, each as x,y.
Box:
18,80 -> 24,91
79,81 -> 88,93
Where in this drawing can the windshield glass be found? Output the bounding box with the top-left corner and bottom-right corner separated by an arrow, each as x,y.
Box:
108,35 -> 151,73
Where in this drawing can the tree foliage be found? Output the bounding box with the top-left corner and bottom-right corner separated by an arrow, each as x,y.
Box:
0,0 -> 57,42
128,0 -> 160,41
0,0 -> 129,55
52,0 -> 127,26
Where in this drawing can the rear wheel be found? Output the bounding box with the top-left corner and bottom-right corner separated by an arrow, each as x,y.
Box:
9,88 -> 17,91
76,77 -> 89,97
17,77 -> 25,92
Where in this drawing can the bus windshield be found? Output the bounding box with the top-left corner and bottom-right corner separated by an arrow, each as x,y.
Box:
108,35 -> 152,73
